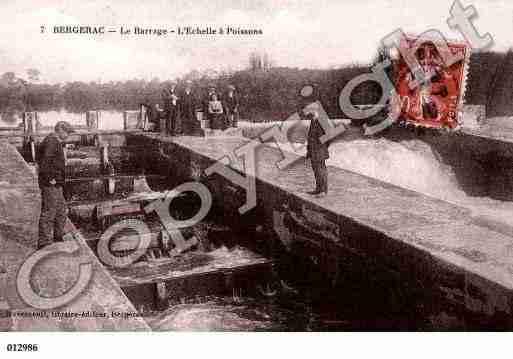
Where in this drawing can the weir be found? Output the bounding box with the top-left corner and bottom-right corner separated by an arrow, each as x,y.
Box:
127,131 -> 513,328
2,116 -> 513,330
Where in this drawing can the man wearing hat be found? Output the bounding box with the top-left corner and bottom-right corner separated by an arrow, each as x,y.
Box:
37,121 -> 75,249
162,84 -> 181,135
306,111 -> 329,197
224,85 -> 239,128
181,80 -> 198,135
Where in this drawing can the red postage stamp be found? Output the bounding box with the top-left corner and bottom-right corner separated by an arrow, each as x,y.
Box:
394,35 -> 471,129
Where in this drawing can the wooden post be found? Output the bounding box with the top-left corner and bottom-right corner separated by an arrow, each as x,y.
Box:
86,110 -> 100,129
155,282 -> 168,310
100,145 -> 109,169
197,111 -> 205,128
23,112 -> 37,133
159,229 -> 171,252
140,104 -> 148,131
160,117 -> 167,135
100,145 -> 116,195
123,111 -> 128,131
23,112 -> 37,162
85,111 -> 100,146
123,111 -> 142,130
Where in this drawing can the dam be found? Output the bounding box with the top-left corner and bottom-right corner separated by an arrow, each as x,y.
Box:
1,113 -> 513,331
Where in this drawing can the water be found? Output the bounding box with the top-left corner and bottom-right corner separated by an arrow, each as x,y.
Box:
239,120 -> 513,228
145,296 -> 317,331
327,139 -> 513,227
0,110 -> 125,130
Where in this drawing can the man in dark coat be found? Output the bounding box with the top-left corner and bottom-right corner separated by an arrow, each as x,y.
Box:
224,85 -> 239,128
164,94 -> 181,135
181,81 -> 199,135
306,111 -> 329,197
162,84 -> 181,135
37,121 -> 74,249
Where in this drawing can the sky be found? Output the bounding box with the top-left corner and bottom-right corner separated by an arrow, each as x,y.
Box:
0,0 -> 512,83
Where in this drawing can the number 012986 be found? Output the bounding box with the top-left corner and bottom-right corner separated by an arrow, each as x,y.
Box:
6,344 -> 39,352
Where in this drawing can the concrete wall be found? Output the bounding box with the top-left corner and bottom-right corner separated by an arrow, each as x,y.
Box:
129,134 -> 513,329
0,140 -> 150,331
0,141 -> 40,249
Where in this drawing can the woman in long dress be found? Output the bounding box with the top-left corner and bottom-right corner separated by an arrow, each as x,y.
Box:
208,93 -> 225,130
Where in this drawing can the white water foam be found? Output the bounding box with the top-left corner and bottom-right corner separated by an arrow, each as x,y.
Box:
327,139 -> 513,228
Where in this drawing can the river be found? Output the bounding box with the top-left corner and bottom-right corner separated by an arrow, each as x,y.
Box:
0,110 -> 125,130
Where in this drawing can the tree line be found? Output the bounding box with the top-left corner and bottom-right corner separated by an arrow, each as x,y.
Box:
0,51 -> 508,124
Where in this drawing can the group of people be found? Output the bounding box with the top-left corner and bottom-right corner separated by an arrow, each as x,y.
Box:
36,84 -> 332,250
147,81 -> 240,135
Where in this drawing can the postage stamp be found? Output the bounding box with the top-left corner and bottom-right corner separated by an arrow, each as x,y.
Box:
394,35 -> 471,129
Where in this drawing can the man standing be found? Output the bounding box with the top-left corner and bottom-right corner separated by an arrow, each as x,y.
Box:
224,85 -> 239,128
163,85 -> 181,135
37,121 -> 74,249
181,81 -> 198,135
306,112 -> 329,197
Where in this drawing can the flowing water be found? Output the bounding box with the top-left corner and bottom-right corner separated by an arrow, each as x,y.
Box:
327,139 -> 513,228
0,110 -> 125,130
240,119 -> 513,228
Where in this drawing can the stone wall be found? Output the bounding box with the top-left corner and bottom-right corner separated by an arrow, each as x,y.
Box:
0,141 -> 40,249
0,140 -> 150,331
130,134 -> 513,329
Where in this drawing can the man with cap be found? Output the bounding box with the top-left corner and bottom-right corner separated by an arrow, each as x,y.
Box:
37,121 -> 74,249
224,85 -> 239,128
181,80 -> 198,135
306,111 -> 329,197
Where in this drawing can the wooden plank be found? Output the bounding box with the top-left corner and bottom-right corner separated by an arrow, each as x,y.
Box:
65,173 -> 167,182
109,250 -> 273,288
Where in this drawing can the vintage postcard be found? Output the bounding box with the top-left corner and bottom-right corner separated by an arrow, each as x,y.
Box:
1,0 -> 513,357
